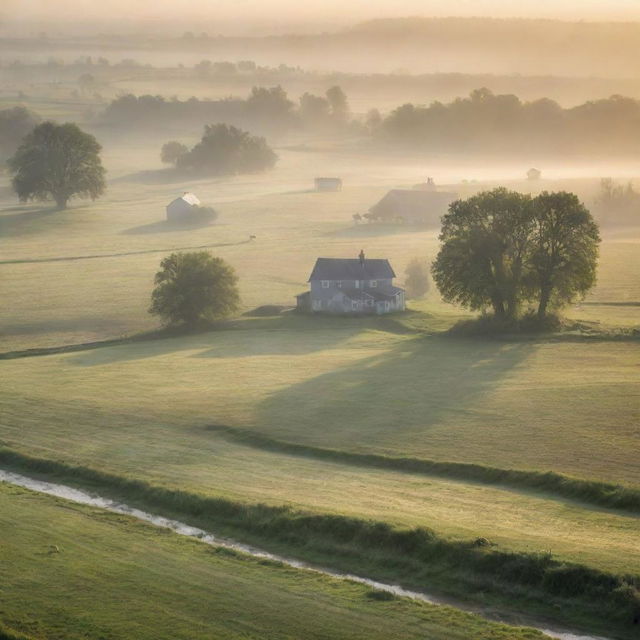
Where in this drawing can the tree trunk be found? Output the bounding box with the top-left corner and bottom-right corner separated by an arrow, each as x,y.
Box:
54,194 -> 68,209
492,297 -> 506,318
537,287 -> 551,319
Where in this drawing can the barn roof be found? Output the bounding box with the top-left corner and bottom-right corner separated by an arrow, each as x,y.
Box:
168,192 -> 200,207
308,258 -> 395,281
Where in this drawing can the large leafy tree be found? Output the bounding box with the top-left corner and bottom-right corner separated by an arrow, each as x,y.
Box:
8,121 -> 105,209
431,188 -> 533,320
149,252 -> 240,327
432,188 -> 600,323
529,191 -> 600,319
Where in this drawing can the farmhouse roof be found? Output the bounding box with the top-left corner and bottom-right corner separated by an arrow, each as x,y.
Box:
308,257 -> 396,281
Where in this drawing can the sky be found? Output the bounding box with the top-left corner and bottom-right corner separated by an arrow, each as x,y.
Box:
3,0 -> 640,34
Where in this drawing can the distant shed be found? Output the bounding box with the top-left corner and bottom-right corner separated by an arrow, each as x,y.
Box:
166,192 -> 200,221
368,189 -> 457,226
315,177 -> 342,192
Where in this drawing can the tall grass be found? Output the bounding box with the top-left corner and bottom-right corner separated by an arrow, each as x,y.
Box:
0,625 -> 34,640
206,425 -> 640,513
1,447 -> 638,635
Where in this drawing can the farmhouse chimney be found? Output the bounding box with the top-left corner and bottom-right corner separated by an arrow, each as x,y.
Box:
358,249 -> 365,266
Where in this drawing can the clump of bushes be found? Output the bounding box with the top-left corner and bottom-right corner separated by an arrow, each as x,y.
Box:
161,123 -> 277,176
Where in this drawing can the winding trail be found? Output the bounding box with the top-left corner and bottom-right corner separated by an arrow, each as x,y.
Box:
0,469 -> 610,640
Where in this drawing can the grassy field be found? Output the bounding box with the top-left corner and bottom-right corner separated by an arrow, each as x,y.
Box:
1,102 -> 639,639
0,483 -> 552,640
2,322 -> 638,487
1,131 -> 639,351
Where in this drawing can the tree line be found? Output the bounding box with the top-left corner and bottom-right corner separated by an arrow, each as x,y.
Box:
376,88 -> 640,155
100,85 -> 350,135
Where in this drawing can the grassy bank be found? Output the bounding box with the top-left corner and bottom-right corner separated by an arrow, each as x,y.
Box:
207,424 -> 640,513
0,483 -> 551,640
1,448 -> 638,639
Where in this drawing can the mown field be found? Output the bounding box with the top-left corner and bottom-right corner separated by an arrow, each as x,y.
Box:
0,483 -> 552,640
1,109 -> 639,639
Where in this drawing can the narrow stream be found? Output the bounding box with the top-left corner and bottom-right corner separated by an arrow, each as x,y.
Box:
0,469 -> 610,640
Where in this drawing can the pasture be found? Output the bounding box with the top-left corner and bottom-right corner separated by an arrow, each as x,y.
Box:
0,483 -> 552,640
1,97 -> 639,639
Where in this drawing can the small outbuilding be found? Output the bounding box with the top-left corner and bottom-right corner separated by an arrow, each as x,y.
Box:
166,192 -> 200,221
368,189 -> 457,226
527,168 -> 541,181
315,177 -> 342,192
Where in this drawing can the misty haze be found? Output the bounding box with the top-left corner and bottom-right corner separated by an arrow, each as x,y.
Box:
0,3 -> 638,640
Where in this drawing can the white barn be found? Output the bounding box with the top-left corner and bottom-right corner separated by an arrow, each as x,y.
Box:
166,192 -> 200,221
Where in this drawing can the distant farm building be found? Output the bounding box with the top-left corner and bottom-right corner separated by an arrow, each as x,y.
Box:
412,177 -> 436,190
527,168 -> 542,180
166,192 -> 200,221
367,189 -> 457,226
296,251 -> 405,315
315,177 -> 342,192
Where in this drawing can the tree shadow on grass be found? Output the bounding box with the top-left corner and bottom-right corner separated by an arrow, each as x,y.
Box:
0,205 -> 59,237
256,335 -> 534,450
66,315 -> 392,366
111,168 -> 188,185
121,220 -> 219,235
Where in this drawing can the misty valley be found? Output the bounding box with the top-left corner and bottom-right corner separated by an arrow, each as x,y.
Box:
0,7 -> 639,640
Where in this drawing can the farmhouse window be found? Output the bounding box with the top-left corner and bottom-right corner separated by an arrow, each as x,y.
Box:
355,280 -> 360,288
321,280 -> 330,288
337,281 -> 342,288
312,299 -> 322,310
369,280 -> 377,287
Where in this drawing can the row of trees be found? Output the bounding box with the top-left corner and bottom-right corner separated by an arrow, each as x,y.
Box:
432,188 -> 600,321
101,85 -> 350,135
377,88 -> 640,155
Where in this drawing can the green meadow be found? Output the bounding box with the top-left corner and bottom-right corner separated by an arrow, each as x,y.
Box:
1,101 -> 639,639
0,483 -> 551,640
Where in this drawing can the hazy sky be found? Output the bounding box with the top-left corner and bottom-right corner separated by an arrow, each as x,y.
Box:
3,0 -> 640,34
